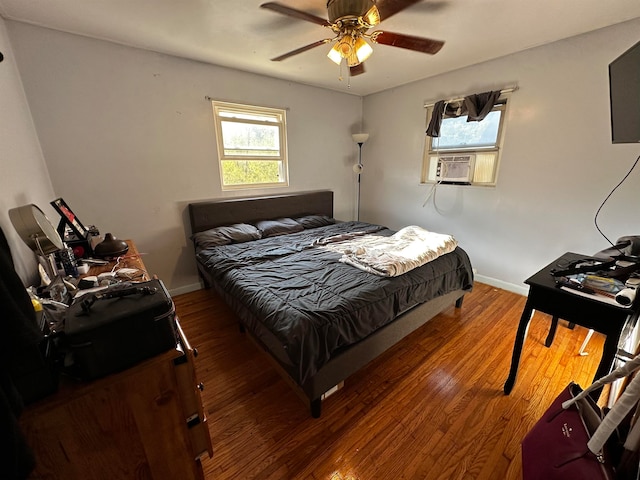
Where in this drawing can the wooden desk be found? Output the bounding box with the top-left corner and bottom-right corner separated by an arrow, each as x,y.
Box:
504,252 -> 640,395
21,242 -> 213,480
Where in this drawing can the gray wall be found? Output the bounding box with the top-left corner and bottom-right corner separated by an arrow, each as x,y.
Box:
361,18 -> 640,294
0,17 -> 56,285
7,22 -> 363,294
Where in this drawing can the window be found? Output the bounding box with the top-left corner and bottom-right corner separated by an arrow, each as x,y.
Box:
421,98 -> 509,186
211,101 -> 289,190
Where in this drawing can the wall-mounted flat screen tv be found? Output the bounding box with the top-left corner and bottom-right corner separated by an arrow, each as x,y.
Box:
609,40 -> 640,144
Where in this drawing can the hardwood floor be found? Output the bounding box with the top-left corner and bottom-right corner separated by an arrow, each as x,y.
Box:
174,282 -> 606,480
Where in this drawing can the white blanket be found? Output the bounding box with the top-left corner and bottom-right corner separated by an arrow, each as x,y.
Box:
322,225 -> 458,277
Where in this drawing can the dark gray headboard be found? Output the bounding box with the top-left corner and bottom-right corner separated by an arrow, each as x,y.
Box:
188,190 -> 334,233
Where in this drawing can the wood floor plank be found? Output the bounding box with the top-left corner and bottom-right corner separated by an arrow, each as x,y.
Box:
174,283 -> 606,479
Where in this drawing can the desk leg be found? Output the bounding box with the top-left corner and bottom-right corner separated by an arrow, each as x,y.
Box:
544,316 -> 559,347
504,303 -> 535,395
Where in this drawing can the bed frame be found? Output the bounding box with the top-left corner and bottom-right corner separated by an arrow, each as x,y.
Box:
188,190 -> 467,417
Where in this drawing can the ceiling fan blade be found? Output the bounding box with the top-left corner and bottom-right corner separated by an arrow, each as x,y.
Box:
260,2 -> 331,27
375,0 -> 423,21
271,39 -> 332,61
350,63 -> 366,76
371,31 -> 444,54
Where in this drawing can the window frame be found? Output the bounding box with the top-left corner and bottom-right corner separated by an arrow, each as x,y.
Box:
422,97 -> 510,187
211,100 -> 289,190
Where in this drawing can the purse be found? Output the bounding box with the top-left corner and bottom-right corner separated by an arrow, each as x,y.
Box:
522,354 -> 640,480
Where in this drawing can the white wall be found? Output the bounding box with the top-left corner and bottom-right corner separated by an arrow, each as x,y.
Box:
0,17 -> 56,285
362,18 -> 640,294
6,22 -> 363,294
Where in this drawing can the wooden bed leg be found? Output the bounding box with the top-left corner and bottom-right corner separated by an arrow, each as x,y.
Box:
310,398 -> 322,418
455,296 -> 464,308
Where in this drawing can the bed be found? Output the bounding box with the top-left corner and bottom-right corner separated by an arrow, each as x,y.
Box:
188,190 -> 473,417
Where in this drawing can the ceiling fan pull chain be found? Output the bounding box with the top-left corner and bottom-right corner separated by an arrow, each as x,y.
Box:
344,60 -> 352,87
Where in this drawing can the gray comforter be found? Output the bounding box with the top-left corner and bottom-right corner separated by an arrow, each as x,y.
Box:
197,221 -> 474,385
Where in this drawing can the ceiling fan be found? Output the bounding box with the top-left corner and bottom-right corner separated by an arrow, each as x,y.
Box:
260,0 -> 445,76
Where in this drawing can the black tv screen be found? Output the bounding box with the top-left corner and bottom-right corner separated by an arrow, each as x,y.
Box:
609,40 -> 640,144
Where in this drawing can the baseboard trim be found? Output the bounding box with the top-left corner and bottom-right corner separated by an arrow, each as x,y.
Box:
475,274 -> 528,297
168,282 -> 203,297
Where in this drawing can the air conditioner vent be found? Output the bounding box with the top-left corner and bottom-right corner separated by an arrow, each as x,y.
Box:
435,154 -> 475,183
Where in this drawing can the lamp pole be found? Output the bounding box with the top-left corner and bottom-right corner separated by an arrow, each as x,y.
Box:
351,133 -> 369,221
356,142 -> 364,221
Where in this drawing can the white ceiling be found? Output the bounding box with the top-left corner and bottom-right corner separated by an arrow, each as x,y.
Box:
1,0 -> 640,96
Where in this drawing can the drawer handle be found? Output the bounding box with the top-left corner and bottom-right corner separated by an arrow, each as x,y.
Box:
193,347 -> 199,357
187,414 -> 201,428
197,383 -> 205,391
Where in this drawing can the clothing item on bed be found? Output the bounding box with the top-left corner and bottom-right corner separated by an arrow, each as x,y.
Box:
318,225 -> 458,277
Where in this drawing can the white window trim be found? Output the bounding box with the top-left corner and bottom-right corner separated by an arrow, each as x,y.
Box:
212,100 -> 289,190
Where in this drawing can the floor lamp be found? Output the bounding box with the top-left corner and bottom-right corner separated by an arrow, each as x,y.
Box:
352,133 -> 369,221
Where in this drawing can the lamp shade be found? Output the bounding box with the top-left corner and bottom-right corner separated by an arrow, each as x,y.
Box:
352,133 -> 369,144
94,233 -> 129,259
327,44 -> 343,65
9,204 -> 63,255
354,37 -> 373,63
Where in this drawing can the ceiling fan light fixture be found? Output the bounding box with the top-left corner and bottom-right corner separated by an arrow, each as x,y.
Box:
354,37 -> 373,62
338,35 -> 355,56
328,35 -> 358,65
327,43 -> 343,64
347,52 -> 360,67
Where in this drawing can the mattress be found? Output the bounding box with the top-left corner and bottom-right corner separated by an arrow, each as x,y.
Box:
197,221 -> 474,385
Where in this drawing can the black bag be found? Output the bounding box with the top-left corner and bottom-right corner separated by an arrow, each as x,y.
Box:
0,225 -> 59,405
64,279 -> 177,380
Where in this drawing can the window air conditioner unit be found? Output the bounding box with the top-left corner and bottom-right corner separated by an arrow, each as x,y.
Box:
435,154 -> 475,184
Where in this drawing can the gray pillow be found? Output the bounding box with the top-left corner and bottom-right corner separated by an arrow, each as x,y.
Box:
254,218 -> 304,238
294,214 -> 335,229
191,223 -> 261,249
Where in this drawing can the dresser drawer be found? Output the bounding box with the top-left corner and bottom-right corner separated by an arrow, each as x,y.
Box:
174,349 -> 204,419
187,414 -> 212,459
174,319 -> 213,460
